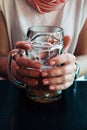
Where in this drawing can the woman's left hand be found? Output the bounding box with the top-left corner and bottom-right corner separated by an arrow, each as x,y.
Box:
41,52 -> 76,91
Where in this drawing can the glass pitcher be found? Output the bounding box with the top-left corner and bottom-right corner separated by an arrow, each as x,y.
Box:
8,26 -> 64,103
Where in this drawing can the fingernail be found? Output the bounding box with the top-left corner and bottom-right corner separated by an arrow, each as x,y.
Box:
49,85 -> 55,90
50,61 -> 56,65
16,66 -> 19,70
41,72 -> 48,77
43,79 -> 49,85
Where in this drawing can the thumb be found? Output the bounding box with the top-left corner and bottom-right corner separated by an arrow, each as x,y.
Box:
64,35 -> 71,50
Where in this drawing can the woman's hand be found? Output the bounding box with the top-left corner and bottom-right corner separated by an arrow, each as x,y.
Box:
41,52 -> 76,91
40,36 -> 76,91
11,41 -> 42,86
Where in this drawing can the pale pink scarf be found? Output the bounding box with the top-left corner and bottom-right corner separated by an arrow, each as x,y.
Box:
28,0 -> 68,13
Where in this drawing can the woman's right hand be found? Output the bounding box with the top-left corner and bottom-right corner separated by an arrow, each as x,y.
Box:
11,41 -> 42,87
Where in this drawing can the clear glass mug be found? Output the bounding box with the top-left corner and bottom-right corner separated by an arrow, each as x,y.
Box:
8,26 -> 64,103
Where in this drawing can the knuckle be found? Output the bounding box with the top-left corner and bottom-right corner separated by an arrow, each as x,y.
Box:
61,67 -> 67,74
60,83 -> 68,90
63,83 -> 67,89
48,68 -> 55,76
66,53 -> 76,62
65,53 -> 70,61
62,75 -> 67,82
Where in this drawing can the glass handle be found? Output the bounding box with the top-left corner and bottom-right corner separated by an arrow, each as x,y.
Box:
7,49 -> 25,88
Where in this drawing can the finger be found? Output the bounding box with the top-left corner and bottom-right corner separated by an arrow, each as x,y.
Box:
41,63 -> 76,77
16,56 -> 42,69
16,66 -> 41,77
21,77 -> 38,86
42,73 -> 75,86
16,41 -> 31,50
16,74 -> 38,86
64,35 -> 71,49
49,53 -> 76,66
49,81 -> 74,91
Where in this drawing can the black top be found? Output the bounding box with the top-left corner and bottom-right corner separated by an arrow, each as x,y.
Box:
0,80 -> 87,130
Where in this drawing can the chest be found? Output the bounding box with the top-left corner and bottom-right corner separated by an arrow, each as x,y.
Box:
10,0 -> 81,50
